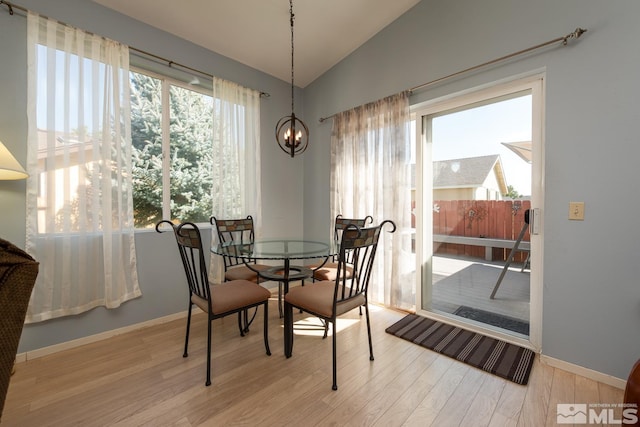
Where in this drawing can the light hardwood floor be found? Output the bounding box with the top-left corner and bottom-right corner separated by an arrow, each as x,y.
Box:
3,301 -> 624,426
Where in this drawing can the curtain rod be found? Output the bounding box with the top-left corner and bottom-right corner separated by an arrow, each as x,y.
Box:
127,46 -> 270,98
319,27 -> 587,123
0,0 -> 270,98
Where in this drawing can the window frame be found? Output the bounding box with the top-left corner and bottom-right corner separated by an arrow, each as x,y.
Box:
130,65 -> 215,229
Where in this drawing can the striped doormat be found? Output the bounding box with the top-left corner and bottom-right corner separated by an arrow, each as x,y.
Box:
385,314 -> 535,385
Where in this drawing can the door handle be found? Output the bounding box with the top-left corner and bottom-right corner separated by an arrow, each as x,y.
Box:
530,208 -> 541,235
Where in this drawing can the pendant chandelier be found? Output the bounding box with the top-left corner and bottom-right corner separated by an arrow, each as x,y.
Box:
275,0 -> 309,158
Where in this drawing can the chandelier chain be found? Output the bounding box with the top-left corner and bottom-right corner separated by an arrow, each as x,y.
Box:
289,0 -> 295,113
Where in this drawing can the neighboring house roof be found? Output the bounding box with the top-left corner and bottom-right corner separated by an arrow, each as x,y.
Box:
433,154 -> 508,194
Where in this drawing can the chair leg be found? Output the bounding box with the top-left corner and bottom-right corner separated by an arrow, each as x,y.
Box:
184,302 -> 192,357
278,282 -> 283,318
284,302 -> 294,358
299,281 -> 304,313
206,317 -> 212,386
332,319 -> 338,391
263,301 -> 271,356
237,312 -> 245,337
364,304 -> 374,361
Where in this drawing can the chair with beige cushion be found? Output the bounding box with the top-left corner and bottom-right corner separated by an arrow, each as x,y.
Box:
284,219 -> 395,390
210,215 -> 271,283
309,215 -> 373,336
309,215 -> 373,282
0,238 -> 39,421
210,215 -> 272,332
156,221 -> 271,386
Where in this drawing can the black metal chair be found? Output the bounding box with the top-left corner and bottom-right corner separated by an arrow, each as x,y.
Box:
211,215 -> 314,319
156,220 -> 271,386
309,214 -> 374,282
210,215 -> 271,283
210,215 -> 272,331
284,219 -> 396,390
308,215 -> 373,335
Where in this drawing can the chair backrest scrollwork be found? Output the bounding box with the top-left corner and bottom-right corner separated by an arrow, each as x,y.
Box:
333,220 -> 396,304
210,215 -> 259,271
156,220 -> 211,310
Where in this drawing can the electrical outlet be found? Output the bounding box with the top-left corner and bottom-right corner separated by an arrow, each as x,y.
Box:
569,202 -> 585,220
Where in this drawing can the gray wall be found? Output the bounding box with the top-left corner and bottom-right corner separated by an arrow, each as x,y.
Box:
303,0 -> 640,381
2,0 -> 639,383
0,0 -> 305,353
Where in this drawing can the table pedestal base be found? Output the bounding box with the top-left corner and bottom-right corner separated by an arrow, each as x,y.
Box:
260,265 -> 313,318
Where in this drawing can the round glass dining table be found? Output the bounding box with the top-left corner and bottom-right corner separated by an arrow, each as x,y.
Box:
212,239 -> 338,318
211,238 -> 338,286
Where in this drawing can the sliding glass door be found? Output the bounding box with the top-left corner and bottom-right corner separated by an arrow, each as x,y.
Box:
413,76 -> 543,350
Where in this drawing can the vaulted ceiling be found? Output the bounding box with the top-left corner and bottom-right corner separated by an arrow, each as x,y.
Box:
93,0 -> 421,87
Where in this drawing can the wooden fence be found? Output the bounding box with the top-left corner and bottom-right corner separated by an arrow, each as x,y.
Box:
432,200 -> 531,262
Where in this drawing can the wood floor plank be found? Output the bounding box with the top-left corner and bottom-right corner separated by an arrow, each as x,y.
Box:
431,366 -> 488,426
598,381 -> 626,423
402,360 -> 470,426
459,373 -> 506,427
344,349 -> 439,426
373,354 -> 454,427
1,303 -> 626,426
544,368 -> 575,427
516,357 -> 553,427
317,332 -> 425,424
488,380 -> 527,426
575,374 -> 600,406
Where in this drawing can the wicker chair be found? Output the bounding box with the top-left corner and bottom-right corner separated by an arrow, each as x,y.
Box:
0,238 -> 39,421
624,358 -> 640,426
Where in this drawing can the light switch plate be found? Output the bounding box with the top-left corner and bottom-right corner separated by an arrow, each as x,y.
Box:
569,202 -> 585,220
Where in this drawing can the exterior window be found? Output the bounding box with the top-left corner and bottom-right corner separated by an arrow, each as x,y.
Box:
130,70 -> 214,228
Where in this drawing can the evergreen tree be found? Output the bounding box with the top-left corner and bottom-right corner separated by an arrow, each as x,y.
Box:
130,73 -> 214,228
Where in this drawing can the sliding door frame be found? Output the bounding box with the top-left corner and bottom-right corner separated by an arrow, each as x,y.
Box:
412,72 -> 544,351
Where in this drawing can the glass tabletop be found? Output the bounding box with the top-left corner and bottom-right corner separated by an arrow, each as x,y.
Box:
212,239 -> 337,261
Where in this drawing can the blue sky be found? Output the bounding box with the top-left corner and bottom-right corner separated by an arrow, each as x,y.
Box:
431,94 -> 532,195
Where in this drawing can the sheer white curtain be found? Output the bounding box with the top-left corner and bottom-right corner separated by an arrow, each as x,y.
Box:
209,77 -> 262,282
331,92 -> 414,310
25,13 -> 141,322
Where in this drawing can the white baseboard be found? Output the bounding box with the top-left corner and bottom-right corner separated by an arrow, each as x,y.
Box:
540,354 -> 626,390
16,311 -> 189,362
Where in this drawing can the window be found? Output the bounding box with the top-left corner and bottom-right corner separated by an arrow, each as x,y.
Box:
130,70 -> 214,228
26,12 -> 141,322
130,68 -> 261,229
25,12 -> 260,321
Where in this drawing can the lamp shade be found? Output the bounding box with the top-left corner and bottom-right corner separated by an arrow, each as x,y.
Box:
0,140 -> 28,180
